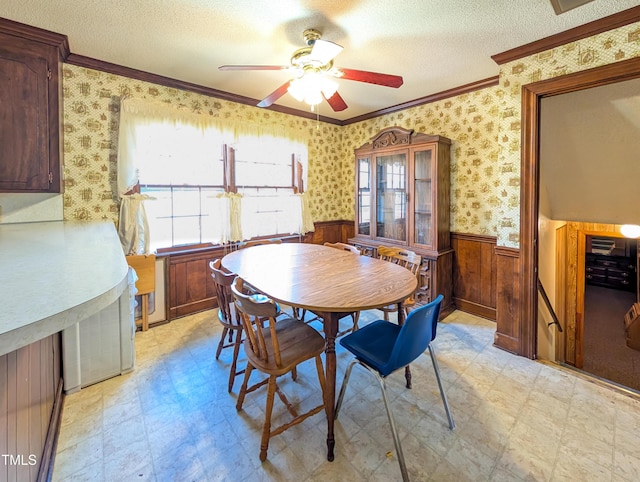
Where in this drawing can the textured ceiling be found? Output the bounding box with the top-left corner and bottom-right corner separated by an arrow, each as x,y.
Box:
1,0 -> 640,121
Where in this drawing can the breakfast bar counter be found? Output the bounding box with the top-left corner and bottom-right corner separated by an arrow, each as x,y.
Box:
0,220 -> 130,356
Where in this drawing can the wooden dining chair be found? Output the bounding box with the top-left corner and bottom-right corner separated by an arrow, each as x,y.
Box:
231,277 -> 327,462
323,241 -> 360,255
376,246 -> 422,321
237,238 -> 283,250
209,259 -> 245,393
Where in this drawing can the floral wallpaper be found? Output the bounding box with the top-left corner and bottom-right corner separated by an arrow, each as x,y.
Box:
341,86 -> 503,238
62,63 -> 502,237
61,64 -> 343,224
496,20 -> 640,247
62,18 -> 640,249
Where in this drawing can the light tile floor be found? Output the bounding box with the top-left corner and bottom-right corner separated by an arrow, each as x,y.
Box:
52,309 -> 640,481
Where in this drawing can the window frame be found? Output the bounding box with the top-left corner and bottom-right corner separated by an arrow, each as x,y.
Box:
139,137 -> 306,251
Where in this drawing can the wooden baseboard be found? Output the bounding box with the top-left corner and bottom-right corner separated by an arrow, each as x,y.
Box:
493,332 -> 520,355
38,378 -> 64,482
454,298 -> 496,321
170,299 -> 215,319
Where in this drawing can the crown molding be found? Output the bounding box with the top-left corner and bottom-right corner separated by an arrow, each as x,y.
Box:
5,5 -> 635,126
492,5 -> 640,65
0,17 -> 70,58
66,53 -> 344,125
341,76 -> 500,125
67,52 -> 498,126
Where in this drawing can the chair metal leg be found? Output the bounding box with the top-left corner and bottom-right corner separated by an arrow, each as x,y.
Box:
428,345 -> 455,430
351,311 -> 360,331
334,358 -> 357,420
374,370 -> 409,482
336,360 -> 409,482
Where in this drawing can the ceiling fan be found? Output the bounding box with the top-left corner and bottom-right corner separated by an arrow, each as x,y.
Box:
219,29 -> 403,112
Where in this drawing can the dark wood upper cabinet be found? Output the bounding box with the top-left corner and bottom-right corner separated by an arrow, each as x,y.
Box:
0,19 -> 68,193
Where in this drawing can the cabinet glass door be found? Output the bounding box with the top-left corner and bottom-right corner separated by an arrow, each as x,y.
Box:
414,148 -> 433,246
375,153 -> 407,242
357,156 -> 371,236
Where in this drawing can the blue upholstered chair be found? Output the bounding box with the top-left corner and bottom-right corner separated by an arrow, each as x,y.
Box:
334,294 -> 454,481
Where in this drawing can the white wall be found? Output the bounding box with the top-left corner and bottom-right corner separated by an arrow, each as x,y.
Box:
537,185 -> 566,361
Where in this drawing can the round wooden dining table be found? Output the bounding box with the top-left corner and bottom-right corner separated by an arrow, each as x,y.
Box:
222,242 -> 418,461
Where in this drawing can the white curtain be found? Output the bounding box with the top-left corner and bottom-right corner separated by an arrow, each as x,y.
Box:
117,99 -> 160,254
216,192 -> 243,243
118,193 -> 153,255
297,192 -> 315,234
118,98 -> 231,195
117,97 -> 314,249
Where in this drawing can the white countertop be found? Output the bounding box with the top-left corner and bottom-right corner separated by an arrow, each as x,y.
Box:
0,221 -> 129,356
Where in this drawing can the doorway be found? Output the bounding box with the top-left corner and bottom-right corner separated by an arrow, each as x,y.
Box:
581,234 -> 640,390
521,56 -> 640,368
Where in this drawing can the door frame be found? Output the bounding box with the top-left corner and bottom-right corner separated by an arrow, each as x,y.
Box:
521,55 -> 640,359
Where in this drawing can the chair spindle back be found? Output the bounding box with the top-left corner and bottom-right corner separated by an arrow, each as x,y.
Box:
209,259 -> 242,329
231,277 -> 282,367
323,242 -> 360,255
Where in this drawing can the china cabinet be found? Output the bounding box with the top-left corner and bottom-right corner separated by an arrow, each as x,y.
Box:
349,126 -> 454,316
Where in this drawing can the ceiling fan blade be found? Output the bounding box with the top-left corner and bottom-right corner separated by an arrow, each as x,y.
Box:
257,80 -> 292,108
219,65 -> 288,71
324,90 -> 348,112
337,68 -> 404,88
309,39 -> 343,65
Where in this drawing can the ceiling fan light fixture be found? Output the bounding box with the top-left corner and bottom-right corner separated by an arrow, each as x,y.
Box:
222,28 -> 400,112
288,74 -> 338,106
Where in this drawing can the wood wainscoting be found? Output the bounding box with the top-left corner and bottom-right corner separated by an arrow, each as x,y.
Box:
451,233 -> 497,320
494,246 -> 522,354
168,247 -> 223,320
165,224 -> 523,342
165,221 -> 354,320
309,220 -> 355,245
0,333 -> 63,482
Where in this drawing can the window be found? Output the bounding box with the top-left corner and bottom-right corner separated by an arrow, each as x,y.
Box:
376,154 -> 406,240
231,134 -> 305,239
357,158 -> 371,235
120,105 -> 309,252
134,122 -> 226,251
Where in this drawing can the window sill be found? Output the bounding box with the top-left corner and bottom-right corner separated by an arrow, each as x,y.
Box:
154,234 -> 308,257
